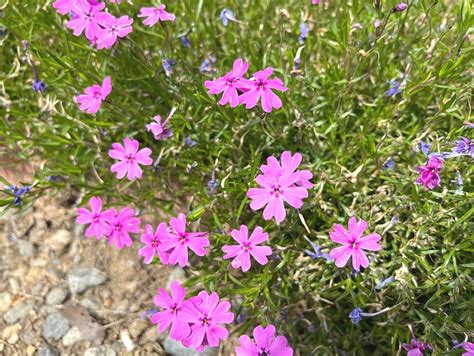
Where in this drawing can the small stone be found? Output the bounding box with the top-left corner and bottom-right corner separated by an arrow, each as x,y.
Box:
46,287 -> 68,305
163,336 -> 218,356
128,319 -> 147,339
30,258 -> 48,267
67,267 -> 106,294
3,299 -> 35,324
48,229 -> 73,253
80,297 -> 100,311
3,323 -> 21,344
37,344 -> 59,356
43,313 -> 70,341
26,345 -> 36,355
62,326 -> 83,346
84,344 -> 117,356
0,292 -> 12,313
140,327 -> 164,345
17,239 -> 35,257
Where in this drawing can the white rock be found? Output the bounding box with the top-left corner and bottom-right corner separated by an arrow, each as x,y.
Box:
62,326 -> 84,346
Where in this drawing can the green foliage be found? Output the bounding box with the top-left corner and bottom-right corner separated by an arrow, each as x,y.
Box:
1,0 -> 473,353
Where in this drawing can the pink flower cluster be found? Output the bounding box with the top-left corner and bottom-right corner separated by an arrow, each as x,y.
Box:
236,324 -> 293,355
247,151 -> 313,223
151,281 -> 234,352
75,76 -> 111,114
205,58 -> 288,113
108,137 -> 153,181
76,196 -> 140,249
415,157 -> 443,190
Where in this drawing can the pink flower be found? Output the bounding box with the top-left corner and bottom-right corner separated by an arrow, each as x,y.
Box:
95,14 -> 134,49
239,67 -> 288,113
328,217 -> 382,272
204,58 -> 249,108
461,342 -> 474,356
415,157 -> 443,190
138,5 -> 176,27
139,223 -> 170,264
235,324 -> 293,356
151,281 -> 191,341
181,291 -> 234,351
76,196 -> 117,239
67,1 -> 106,40
108,138 -> 153,181
222,225 -> 272,272
159,213 -> 210,267
109,0 -> 122,3
52,0 -> 77,15
75,76 -> 112,114
107,207 -> 140,249
312,0 -> 321,4
260,151 -> 313,189
146,115 -> 172,140
247,152 -> 311,223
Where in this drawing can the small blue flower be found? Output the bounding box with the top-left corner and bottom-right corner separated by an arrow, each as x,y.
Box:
375,276 -> 396,290
220,9 -> 236,26
382,157 -> 395,171
162,59 -> 176,77
298,22 -> 309,44
139,309 -> 158,320
304,237 -> 333,262
207,179 -> 218,194
199,56 -> 216,74
385,79 -> 403,97
185,136 -> 197,147
236,309 -> 247,323
32,80 -> 47,93
179,34 -> 191,48
418,140 -> 431,157
349,308 -> 363,324
452,137 -> 473,158
5,185 -> 32,206
308,323 -> 317,333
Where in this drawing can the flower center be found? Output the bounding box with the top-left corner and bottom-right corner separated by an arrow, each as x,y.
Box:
127,154 -> 134,162
241,242 -> 252,252
179,233 -> 188,244
200,314 -> 211,326
151,238 -> 158,247
171,304 -> 179,314
270,185 -> 283,197
257,80 -> 266,89
259,350 -> 269,356
92,215 -> 100,223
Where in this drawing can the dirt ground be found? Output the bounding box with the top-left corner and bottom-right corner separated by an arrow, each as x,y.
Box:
0,161 -> 235,355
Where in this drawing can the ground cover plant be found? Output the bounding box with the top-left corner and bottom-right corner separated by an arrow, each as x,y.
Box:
1,0 -> 473,354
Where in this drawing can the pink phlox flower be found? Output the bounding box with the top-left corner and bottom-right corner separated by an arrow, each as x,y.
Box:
109,0 -> 122,3
76,196 -> 117,239
312,0 -> 321,4
95,13 -> 134,49
181,291 -> 234,351
204,58 -> 249,108
235,324 -> 294,356
247,152 -> 310,223
415,157 -> 443,190
238,67 -> 288,113
461,342 -> 474,356
261,151 -> 313,189
139,223 -> 170,264
108,137 -> 153,180
146,115 -> 173,140
151,281 -> 191,341
67,1 -> 106,40
138,5 -> 176,27
402,337 -> 433,356
222,225 -> 272,272
52,0 -> 78,15
107,207 -> 140,249
75,76 -> 112,114
159,213 -> 210,267
328,217 -> 382,272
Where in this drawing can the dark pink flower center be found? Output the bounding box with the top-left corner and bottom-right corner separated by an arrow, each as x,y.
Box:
259,350 -> 269,356
92,215 -> 100,223
171,303 -> 180,314
270,185 -> 283,197
151,238 -> 159,247
126,154 -> 135,163
179,233 -> 189,244
200,313 -> 211,326
257,80 -> 266,89
241,242 -> 252,252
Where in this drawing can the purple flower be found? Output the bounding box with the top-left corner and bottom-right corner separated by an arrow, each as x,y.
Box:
162,59 -> 176,77
185,136 -> 197,147
146,115 -> 173,140
32,80 -> 47,93
207,179 -> 218,194
304,236 -> 332,261
402,337 -> 433,355
199,57 -> 216,74
298,22 -> 309,44
349,308 -> 363,324
179,32 -> 191,48
220,8 -> 237,26
415,157 -> 443,190
418,140 -> 431,157
385,80 -> 402,97
382,157 -> 395,170
452,137 -> 473,158
394,3 -> 408,12
5,185 -> 32,206
375,276 -> 396,290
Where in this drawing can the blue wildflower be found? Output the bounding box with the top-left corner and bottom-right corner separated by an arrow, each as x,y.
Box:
220,9 -> 237,26
385,79 -> 403,97
349,306 -> 392,325
162,59 -> 176,77
236,309 -> 247,323
139,309 -> 158,320
304,236 -> 333,261
382,157 -> 395,170
452,137 -> 473,158
5,185 -> 32,206
32,79 -> 47,93
186,162 -> 198,173
375,276 -> 396,290
418,140 -> 431,157
298,22 -> 309,44
185,136 -> 197,147
308,323 -> 317,333
207,179 -> 218,194
179,32 -> 191,48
